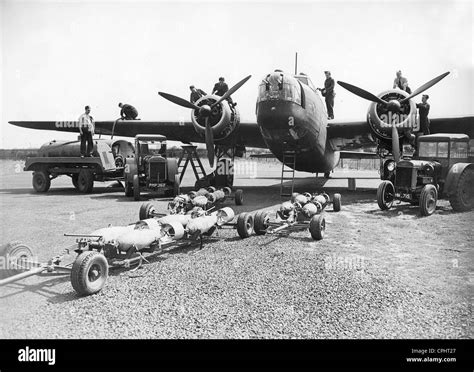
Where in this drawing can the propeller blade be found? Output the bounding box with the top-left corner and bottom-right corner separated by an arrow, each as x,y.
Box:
204,117 -> 215,167
400,71 -> 450,104
158,92 -> 200,110
337,81 -> 388,105
211,75 -> 252,108
392,122 -> 400,163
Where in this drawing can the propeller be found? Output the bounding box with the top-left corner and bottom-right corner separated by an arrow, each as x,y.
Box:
391,121 -> 400,162
399,71 -> 450,104
158,75 -> 252,167
337,81 -> 388,105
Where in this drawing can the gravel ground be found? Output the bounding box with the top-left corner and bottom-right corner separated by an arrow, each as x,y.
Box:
0,160 -> 472,338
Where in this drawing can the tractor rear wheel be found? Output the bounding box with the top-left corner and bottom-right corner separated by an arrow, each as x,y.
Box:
254,210 -> 270,235
71,251 -> 108,296
133,174 -> 140,201
173,174 -> 181,196
377,180 -> 395,210
449,167 -> 474,212
309,214 -> 326,240
236,213 -> 254,238
419,184 -> 438,216
124,181 -> 133,197
32,170 -> 51,193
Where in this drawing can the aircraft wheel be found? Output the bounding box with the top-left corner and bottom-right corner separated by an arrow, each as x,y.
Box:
0,241 -> 35,278
254,210 -> 270,235
32,170 -> 51,193
449,167 -> 474,212
419,184 -> 438,216
235,189 -> 244,205
139,202 -> 156,220
71,251 -> 108,296
236,213 -> 254,238
309,214 -> 326,240
377,180 -> 395,210
77,170 -> 94,193
333,193 -> 342,212
133,174 -> 140,201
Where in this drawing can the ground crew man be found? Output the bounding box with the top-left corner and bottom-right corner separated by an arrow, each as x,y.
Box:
189,85 -> 207,103
78,105 -> 94,157
212,77 -> 234,105
318,71 -> 335,120
118,103 -> 138,120
416,95 -> 430,135
393,70 -> 412,94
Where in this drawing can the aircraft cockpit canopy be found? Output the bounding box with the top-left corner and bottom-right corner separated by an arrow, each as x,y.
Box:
258,71 -> 302,106
294,73 -> 317,91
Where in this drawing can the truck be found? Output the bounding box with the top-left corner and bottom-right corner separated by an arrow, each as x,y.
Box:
377,133 -> 474,216
124,135 -> 180,200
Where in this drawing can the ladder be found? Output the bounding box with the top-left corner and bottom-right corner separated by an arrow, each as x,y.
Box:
280,148 -> 297,197
177,145 -> 206,183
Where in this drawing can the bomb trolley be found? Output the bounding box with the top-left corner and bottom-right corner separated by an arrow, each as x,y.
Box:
236,192 -> 342,240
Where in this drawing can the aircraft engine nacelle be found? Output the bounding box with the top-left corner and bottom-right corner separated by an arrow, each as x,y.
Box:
366,90 -> 418,143
191,95 -> 240,142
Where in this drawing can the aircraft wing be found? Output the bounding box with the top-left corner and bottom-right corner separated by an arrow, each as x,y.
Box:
9,120 -> 267,149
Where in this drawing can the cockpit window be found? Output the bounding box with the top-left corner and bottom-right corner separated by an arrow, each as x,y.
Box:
295,75 -> 316,91
258,81 -> 301,105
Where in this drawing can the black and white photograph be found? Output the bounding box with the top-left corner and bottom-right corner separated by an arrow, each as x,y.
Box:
0,0 -> 473,369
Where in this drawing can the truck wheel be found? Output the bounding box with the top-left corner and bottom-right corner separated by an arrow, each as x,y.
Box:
124,182 -> 133,197
449,168 -> 474,212
254,210 -> 269,235
309,214 -> 326,240
72,174 -> 79,190
133,174 -> 140,201
333,193 -> 342,212
236,213 -> 254,238
173,174 -> 181,196
71,251 -> 108,296
32,170 -> 51,193
0,241 -> 35,278
235,189 -> 244,205
77,170 -> 94,193
139,202 -> 156,220
377,180 -> 395,210
419,184 -> 438,216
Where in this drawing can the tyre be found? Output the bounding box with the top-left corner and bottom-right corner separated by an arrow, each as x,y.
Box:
236,213 -> 254,238
377,180 -> 395,210
309,214 -> 326,240
235,189 -> 244,205
77,170 -> 94,193
139,202 -> 156,220
71,251 -> 108,296
173,174 -> 181,197
449,167 -> 474,212
133,174 -> 140,201
72,174 -> 79,190
0,242 -> 35,278
254,210 -> 269,235
333,193 -> 342,212
419,184 -> 438,216
124,181 -> 133,197
32,170 -> 51,193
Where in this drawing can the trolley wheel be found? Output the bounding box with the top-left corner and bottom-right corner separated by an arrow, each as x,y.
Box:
77,169 -> 94,193
0,241 -> 35,278
377,180 -> 395,210
236,213 -> 254,238
309,214 -> 326,240
254,210 -> 270,235
333,193 -> 342,212
419,184 -> 438,216
71,251 -> 108,296
235,189 -> 244,205
139,202 -> 156,220
32,170 -> 51,193
207,186 -> 216,193
133,174 -> 140,201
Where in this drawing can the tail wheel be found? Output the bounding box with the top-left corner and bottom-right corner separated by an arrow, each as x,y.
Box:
236,213 -> 254,238
77,170 -> 94,193
419,184 -> 438,216
0,242 -> 35,278
254,210 -> 269,235
449,167 -> 474,212
139,202 -> 156,220
309,214 -> 326,240
234,189 -> 244,205
133,174 -> 140,201
377,180 -> 395,210
32,170 -> 51,193
333,193 -> 342,212
71,251 -> 108,296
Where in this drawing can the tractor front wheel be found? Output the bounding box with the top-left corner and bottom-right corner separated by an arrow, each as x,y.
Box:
377,180 -> 395,210
419,184 -> 438,216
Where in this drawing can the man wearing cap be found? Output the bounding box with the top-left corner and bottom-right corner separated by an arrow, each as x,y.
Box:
118,102 -> 138,120
212,77 -> 234,106
416,95 -> 430,135
393,70 -> 412,94
318,71 -> 335,120
189,85 -> 207,104
78,105 -> 95,157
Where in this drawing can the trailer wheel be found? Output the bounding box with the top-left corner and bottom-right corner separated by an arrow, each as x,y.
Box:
124,182 -> 133,197
139,202 -> 156,220
133,174 -> 140,201
0,242 -> 35,278
71,251 -> 108,296
419,184 -> 438,216
333,193 -> 342,212
254,210 -> 269,235
449,167 -> 474,212
235,189 -> 244,205
77,170 -> 94,193
71,174 -> 79,190
32,170 -> 51,193
236,213 -> 254,238
309,214 -> 326,240
377,180 -> 395,210
173,174 -> 181,197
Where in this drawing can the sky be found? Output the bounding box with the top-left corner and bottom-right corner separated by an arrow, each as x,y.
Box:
1,0 -> 473,148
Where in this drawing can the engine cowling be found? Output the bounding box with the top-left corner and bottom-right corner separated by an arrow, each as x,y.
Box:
191,95 -> 240,142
